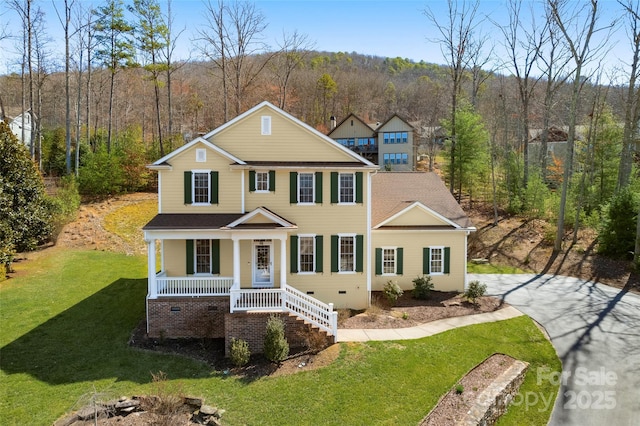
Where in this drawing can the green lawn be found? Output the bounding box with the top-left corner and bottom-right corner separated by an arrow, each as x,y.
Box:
1,249 -> 559,425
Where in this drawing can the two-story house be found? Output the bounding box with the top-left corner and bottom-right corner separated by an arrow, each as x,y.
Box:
328,112 -> 417,170
327,113 -> 378,164
143,102 -> 474,352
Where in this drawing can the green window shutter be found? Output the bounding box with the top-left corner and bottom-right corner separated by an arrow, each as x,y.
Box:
269,170 -> 276,191
423,247 -> 430,274
184,171 -> 192,204
210,171 -> 219,204
356,234 -> 364,272
331,235 -> 339,272
186,240 -> 194,274
315,235 -> 323,272
290,172 -> 298,204
375,248 -> 382,275
249,170 -> 256,192
330,172 -> 338,203
315,172 -> 323,203
290,236 -> 298,273
444,247 -> 451,274
211,239 -> 220,274
397,248 -> 403,275
355,172 -> 363,203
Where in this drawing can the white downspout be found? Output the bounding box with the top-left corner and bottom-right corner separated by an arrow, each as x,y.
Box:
241,170 -> 245,213
367,169 -> 377,307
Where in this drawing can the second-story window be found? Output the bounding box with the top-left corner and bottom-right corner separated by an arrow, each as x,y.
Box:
339,173 -> 355,203
298,173 -> 314,203
193,172 -> 210,203
256,171 -> 269,191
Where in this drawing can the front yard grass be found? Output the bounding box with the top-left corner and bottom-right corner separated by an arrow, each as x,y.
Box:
1,250 -> 560,425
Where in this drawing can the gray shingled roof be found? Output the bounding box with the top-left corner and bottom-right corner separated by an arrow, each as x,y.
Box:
372,172 -> 473,229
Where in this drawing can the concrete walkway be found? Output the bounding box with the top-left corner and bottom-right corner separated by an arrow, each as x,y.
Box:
336,305 -> 523,342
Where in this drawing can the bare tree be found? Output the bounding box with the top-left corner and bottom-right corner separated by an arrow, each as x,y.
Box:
424,0 -> 484,196
53,0 -> 76,174
270,30 -> 315,110
617,0 -> 640,190
495,0 -> 546,190
548,0 -> 612,252
197,0 -> 272,120
162,0 -> 186,147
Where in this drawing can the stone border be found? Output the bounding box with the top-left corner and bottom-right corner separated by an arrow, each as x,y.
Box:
421,353 -> 529,426
460,359 -> 529,425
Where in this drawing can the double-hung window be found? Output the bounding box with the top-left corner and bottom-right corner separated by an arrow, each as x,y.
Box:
256,171 -> 269,191
339,235 -> 355,272
290,235 -> 323,273
298,173 -> 314,203
299,236 -> 315,272
193,171 -> 210,204
423,246 -> 449,275
195,239 -> 211,274
339,173 -> 355,203
383,248 -> 396,274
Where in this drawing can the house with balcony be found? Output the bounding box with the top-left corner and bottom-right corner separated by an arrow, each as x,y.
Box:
327,113 -> 378,164
328,112 -> 417,170
143,102 -> 474,352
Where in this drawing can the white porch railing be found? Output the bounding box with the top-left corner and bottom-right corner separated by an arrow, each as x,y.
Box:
156,273 -> 233,296
230,282 -> 338,338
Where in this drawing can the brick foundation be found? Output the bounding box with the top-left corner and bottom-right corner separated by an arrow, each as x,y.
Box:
224,312 -> 332,356
147,297 -> 229,339
146,298 -> 333,357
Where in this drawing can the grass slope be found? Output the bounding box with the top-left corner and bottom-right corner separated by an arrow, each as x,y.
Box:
1,250 -> 559,425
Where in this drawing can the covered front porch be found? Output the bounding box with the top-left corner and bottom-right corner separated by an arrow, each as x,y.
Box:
142,208 -> 337,337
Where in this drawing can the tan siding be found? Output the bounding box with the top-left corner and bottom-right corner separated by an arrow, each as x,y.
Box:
209,106 -> 357,162
371,230 -> 467,293
384,206 -> 451,227
329,118 -> 375,139
378,116 -> 412,133
164,240 -> 186,276
160,142 -> 243,213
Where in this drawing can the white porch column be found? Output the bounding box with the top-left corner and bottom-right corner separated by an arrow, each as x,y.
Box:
146,239 -> 157,298
280,237 -> 287,287
233,237 -> 241,286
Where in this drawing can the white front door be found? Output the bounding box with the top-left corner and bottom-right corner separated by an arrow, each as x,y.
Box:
253,240 -> 273,288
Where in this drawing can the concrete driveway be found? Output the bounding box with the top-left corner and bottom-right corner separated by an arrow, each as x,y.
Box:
471,274 -> 640,426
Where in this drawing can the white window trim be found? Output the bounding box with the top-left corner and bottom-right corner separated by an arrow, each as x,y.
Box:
297,234 -> 316,275
195,148 -> 207,162
429,245 -> 445,276
338,233 -> 356,274
338,172 -> 356,205
255,171 -> 270,193
192,169 -> 211,206
297,172 -> 316,205
261,115 -> 272,135
381,246 -> 397,276
194,239 -> 213,276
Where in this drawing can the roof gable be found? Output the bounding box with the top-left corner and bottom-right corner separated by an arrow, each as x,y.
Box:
328,113 -> 376,138
203,102 -> 375,166
149,137 -> 245,169
372,172 -> 474,229
377,114 -> 414,132
376,202 -> 456,228
225,206 -> 296,229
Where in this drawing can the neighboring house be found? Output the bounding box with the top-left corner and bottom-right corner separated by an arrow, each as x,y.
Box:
142,101 -> 474,351
376,114 -> 416,171
6,109 -> 34,149
327,113 -> 378,164
328,112 -> 418,170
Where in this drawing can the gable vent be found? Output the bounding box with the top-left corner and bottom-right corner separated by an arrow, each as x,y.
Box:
261,116 -> 272,135
196,148 -> 206,162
